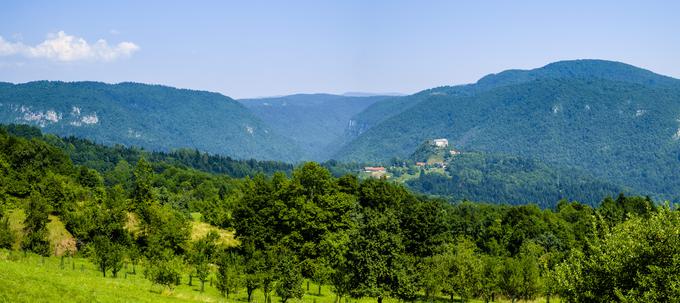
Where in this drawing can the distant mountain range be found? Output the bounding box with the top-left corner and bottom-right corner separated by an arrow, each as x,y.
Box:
2,59 -> 680,201
0,81 -> 301,161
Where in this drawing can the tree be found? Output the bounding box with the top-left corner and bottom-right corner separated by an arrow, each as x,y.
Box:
90,186 -> 131,278
145,253 -> 184,291
39,173 -> 76,215
517,248 -> 541,301
499,257 -> 522,303
450,239 -> 483,303
438,239 -> 483,303
143,202 -> 190,258
538,251 -> 561,303
261,248 -> 278,303
232,174 -> 279,249
479,255 -> 502,303
189,231 -> 219,292
345,208 -> 404,303
128,244 -> 142,274
241,246 -> 264,303
22,194 -> 51,256
132,158 -> 154,221
275,247 -> 304,303
91,235 -> 127,277
303,257 -> 333,295
420,254 -> 448,302
0,215 -> 15,249
76,166 -> 103,189
399,199 -> 451,258
391,254 -> 419,302
319,230 -> 353,303
291,162 -> 336,202
216,250 -> 243,298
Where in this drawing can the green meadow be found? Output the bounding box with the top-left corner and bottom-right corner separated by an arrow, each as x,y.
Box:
0,250 -> 558,303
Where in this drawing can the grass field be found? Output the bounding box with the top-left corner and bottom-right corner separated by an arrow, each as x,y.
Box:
0,249 -> 559,303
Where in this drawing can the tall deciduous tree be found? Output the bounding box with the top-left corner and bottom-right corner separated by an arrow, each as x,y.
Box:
275,247 -> 304,303
90,185 -> 131,278
345,208 -> 404,303
216,250 -> 242,298
22,193 -> 51,256
189,231 -> 219,292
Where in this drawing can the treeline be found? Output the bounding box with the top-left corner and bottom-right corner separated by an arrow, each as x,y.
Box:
1,126 -> 679,302
3,124 -> 294,178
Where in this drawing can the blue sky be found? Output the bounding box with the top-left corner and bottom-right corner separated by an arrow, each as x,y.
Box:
1,1 -> 679,98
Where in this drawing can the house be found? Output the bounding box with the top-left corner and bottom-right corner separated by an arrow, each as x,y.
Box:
415,162 -> 426,167
364,166 -> 386,173
432,138 -> 449,148
449,149 -> 460,156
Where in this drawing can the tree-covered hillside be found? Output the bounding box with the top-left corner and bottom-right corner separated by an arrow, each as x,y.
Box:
0,81 -> 302,161
239,94 -> 389,160
3,124 -> 294,178
406,152 -> 630,207
4,124 -> 626,207
335,60 -> 680,199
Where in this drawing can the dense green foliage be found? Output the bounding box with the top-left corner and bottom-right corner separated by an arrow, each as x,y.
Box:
3,124 -> 294,178
0,81 -> 301,161
240,94 -> 390,160
557,199 -> 678,302
335,60 -> 680,201
407,152 -> 628,207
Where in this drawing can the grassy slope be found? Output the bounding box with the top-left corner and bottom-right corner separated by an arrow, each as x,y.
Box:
0,250 -> 560,303
0,251 -> 216,303
189,213 -> 239,247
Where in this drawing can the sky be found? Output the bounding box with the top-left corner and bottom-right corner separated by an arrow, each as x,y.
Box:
1,0 -> 679,98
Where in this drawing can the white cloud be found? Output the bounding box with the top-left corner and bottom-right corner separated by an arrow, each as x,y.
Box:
0,31 -> 139,62
0,36 -> 25,56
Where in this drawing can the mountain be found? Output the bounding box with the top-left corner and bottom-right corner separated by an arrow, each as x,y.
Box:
239,94 -> 391,160
341,92 -> 406,97
342,60 -> 679,142
0,81 -> 302,161
334,60 -> 680,198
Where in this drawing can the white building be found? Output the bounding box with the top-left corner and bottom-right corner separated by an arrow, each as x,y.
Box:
432,138 -> 449,148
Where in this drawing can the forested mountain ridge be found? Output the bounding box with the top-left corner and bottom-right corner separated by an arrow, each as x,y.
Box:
0,81 -> 302,161
334,60 -> 680,199
239,94 -> 390,160
342,59 -> 680,140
